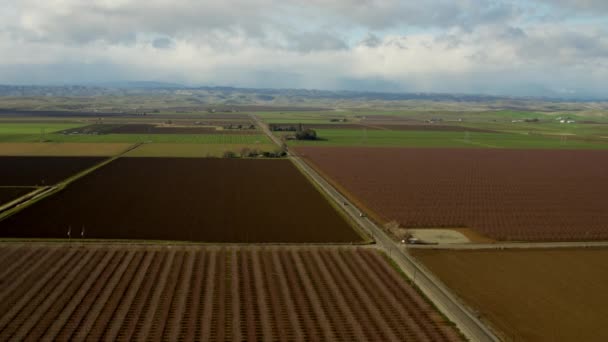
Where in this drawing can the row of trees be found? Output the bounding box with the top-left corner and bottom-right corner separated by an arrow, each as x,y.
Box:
222,147 -> 287,159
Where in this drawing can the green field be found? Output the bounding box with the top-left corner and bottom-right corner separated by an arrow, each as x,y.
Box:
0,123 -> 85,136
125,143 -> 278,157
0,132 -> 273,144
284,129 -> 608,149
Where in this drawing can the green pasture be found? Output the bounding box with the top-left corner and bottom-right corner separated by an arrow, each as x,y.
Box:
0,132 -> 273,145
0,123 -> 85,135
285,129 -> 608,149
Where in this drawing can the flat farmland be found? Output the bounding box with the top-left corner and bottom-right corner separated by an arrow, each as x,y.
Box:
287,129 -> 608,149
296,147 -> 608,241
0,157 -> 105,186
0,188 -> 33,206
60,124 -> 259,135
125,143 -> 277,158
412,248 -> 608,341
0,158 -> 361,243
0,143 -> 132,156
0,244 -> 460,341
8,132 -> 273,144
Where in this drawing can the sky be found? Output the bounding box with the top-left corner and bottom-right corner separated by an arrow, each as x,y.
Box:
0,0 -> 607,98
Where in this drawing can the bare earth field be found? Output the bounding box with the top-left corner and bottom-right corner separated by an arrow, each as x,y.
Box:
296,147 -> 608,241
0,244 -> 460,341
0,143 -> 132,156
0,156 -> 105,186
412,248 -> 608,341
0,158 -> 361,243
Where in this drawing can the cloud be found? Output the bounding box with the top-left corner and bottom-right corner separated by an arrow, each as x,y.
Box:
537,0 -> 608,13
0,0 -> 607,98
152,37 -> 174,49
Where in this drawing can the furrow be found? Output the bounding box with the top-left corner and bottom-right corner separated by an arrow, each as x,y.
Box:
199,250 -> 217,341
55,250 -> 126,341
86,251 -> 145,341
328,250 -> 400,342
251,249 -> 274,341
351,250 -> 433,341
102,250 -> 154,342
230,249 -> 241,342
0,248 -> 76,335
132,249 -> 175,341
210,249 -> 228,341
290,250 -> 336,341
148,251 -> 185,341
115,251 -> 163,341
318,250 -> 379,341
0,247 -> 60,307
12,250 -> 96,341
164,250 -> 195,341
42,249 -> 117,341
270,250 -> 304,341
309,249 -> 367,341
181,251 -> 205,341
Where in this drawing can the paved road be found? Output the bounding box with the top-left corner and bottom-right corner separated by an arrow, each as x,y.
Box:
252,114 -> 499,342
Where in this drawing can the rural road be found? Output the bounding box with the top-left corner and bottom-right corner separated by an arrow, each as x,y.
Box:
252,114 -> 500,342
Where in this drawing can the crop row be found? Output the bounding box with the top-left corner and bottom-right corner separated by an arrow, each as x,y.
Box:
297,147 -> 608,241
0,245 -> 460,341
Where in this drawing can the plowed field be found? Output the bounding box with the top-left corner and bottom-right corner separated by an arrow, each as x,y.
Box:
0,157 -> 104,186
412,248 -> 608,341
296,147 -> 608,241
0,158 -> 361,243
0,244 -> 460,341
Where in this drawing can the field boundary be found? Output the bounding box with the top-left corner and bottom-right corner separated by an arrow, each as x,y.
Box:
288,151 -> 499,342
288,158 -> 372,245
0,143 -> 139,222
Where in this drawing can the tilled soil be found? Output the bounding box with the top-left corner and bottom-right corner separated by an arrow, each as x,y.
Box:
0,156 -> 104,186
296,147 -> 608,241
412,248 -> 608,341
0,158 -> 361,243
0,244 -> 461,342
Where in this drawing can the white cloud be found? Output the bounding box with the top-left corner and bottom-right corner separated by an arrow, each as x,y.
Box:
0,0 -> 606,97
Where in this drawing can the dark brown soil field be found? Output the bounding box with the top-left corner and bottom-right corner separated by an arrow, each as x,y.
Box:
412,248 -> 608,341
0,158 -> 361,243
296,147 -> 608,241
0,157 -> 104,186
0,188 -> 33,205
0,244 -> 460,341
61,124 -> 258,135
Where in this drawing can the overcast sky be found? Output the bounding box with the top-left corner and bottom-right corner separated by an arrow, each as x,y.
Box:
0,0 -> 607,98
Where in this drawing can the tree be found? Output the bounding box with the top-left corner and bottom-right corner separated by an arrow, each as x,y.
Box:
240,147 -> 251,158
222,150 -> 237,158
295,128 -> 317,140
